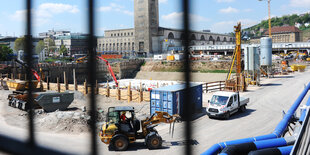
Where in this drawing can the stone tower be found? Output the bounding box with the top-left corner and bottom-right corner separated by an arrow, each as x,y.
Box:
134,0 -> 159,53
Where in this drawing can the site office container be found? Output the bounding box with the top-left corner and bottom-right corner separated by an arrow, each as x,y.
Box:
150,83 -> 203,118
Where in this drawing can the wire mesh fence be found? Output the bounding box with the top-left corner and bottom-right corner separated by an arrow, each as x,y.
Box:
0,0 -> 193,155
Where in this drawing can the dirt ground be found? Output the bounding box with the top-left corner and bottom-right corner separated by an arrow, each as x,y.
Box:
0,89 -> 150,134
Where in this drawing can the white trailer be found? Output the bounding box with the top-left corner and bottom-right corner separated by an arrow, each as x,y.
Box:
206,91 -> 249,119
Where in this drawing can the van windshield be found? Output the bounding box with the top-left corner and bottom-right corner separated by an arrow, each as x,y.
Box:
210,95 -> 229,106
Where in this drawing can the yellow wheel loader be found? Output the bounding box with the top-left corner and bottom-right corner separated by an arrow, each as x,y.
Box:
99,106 -> 180,151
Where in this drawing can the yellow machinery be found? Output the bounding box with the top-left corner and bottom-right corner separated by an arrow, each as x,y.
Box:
226,22 -> 247,91
99,106 -> 180,151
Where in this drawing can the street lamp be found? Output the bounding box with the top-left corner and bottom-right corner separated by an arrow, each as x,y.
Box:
259,0 -> 272,38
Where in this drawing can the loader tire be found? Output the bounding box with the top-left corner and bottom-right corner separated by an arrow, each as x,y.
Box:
110,134 -> 129,151
146,132 -> 162,150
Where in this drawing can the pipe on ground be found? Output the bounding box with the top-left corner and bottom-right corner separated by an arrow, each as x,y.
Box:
248,145 -> 293,155
219,137 -> 295,155
202,82 -> 310,155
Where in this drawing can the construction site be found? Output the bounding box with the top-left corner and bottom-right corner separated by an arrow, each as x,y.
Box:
0,21 -> 310,155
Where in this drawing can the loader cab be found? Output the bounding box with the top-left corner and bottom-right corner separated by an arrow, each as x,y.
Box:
107,106 -> 140,134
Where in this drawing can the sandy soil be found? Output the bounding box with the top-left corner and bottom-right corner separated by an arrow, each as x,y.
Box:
0,90 -> 150,134
135,71 -> 228,82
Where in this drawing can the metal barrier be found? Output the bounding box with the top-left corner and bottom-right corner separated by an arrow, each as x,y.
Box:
204,81 -> 225,93
0,0 -> 193,155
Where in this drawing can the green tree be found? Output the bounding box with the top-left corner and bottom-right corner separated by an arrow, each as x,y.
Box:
35,40 -> 45,54
59,45 -> 67,55
14,37 -> 26,51
0,45 -> 13,61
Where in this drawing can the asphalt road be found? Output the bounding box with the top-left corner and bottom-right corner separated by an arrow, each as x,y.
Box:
0,70 -> 309,155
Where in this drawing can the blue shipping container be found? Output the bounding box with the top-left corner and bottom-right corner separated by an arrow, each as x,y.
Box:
150,83 -> 203,117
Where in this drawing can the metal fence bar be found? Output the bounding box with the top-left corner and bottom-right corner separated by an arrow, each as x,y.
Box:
25,0 -> 35,148
182,0 -> 192,155
87,0 -> 98,155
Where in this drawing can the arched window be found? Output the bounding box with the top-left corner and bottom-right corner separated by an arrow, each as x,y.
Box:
200,35 -> 205,41
230,38 -> 233,42
190,34 -> 196,40
168,32 -> 174,39
216,36 -> 221,41
209,36 -> 214,41
223,37 -> 227,42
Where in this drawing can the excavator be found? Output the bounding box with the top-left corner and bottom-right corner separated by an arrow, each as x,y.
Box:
99,106 -> 180,151
15,59 -> 41,82
76,55 -> 118,87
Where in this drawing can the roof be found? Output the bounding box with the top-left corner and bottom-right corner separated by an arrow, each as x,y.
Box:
264,26 -> 301,35
213,91 -> 236,97
152,83 -> 202,92
114,106 -> 135,111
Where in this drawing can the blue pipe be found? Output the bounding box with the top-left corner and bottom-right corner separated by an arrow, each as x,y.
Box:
278,145 -> 293,155
254,138 -> 287,150
299,95 -> 310,122
248,145 -> 293,155
218,137 -> 292,155
202,82 -> 310,155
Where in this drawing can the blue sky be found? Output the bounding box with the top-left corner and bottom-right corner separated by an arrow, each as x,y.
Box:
0,0 -> 309,37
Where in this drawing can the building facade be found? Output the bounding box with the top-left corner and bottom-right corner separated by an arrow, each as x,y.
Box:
97,29 -> 135,52
97,0 -> 233,54
55,34 -> 89,56
264,26 -> 302,43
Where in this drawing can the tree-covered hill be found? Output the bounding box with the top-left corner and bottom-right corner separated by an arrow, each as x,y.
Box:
244,13 -> 310,38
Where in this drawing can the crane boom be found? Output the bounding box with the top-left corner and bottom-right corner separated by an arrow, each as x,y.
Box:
96,56 -> 119,87
15,59 -> 40,82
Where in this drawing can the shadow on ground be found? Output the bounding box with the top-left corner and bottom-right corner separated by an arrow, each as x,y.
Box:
229,109 -> 256,120
260,83 -> 282,87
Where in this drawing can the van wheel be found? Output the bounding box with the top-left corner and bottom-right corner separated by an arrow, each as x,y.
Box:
240,106 -> 246,113
224,112 -> 230,120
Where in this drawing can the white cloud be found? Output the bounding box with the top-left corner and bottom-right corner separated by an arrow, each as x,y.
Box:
10,3 -> 79,26
219,7 -> 239,13
162,12 -> 209,29
216,0 -> 235,3
10,10 -> 27,22
99,3 -> 133,16
244,9 -> 253,12
159,0 -> 168,4
211,19 -> 259,33
38,3 -> 79,15
290,0 -> 310,8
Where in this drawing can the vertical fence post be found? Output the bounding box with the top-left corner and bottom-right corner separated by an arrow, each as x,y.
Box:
205,83 -> 208,93
139,82 -> 143,103
106,81 -> 110,97
64,71 -> 68,90
47,76 -> 50,90
84,79 -> 88,94
73,69 -> 77,91
57,77 -> 60,92
128,82 -> 132,103
117,86 -> 121,100
24,73 -> 27,81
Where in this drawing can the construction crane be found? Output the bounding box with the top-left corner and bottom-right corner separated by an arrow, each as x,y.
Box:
75,55 -> 119,87
226,22 -> 246,92
259,0 -> 272,38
